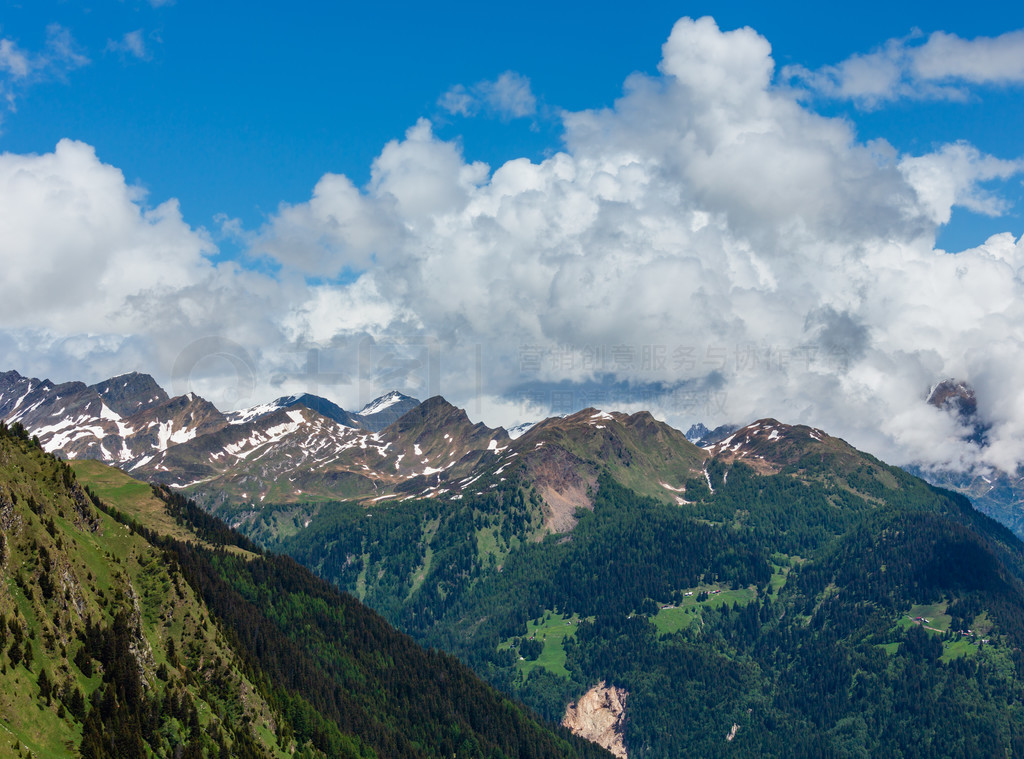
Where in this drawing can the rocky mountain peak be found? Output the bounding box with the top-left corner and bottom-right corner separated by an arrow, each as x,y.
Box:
277,393 -> 361,428
706,418 -> 832,474
89,372 -> 169,417
358,390 -> 415,415
926,379 -> 988,446
411,394 -> 461,417
355,390 -> 421,432
386,396 -> 453,434
927,379 -> 977,418
685,422 -> 711,442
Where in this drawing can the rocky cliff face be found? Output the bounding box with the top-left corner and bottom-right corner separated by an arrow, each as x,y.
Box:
562,681 -> 629,759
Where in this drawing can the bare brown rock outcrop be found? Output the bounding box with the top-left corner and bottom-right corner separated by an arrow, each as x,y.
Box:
562,681 -> 628,758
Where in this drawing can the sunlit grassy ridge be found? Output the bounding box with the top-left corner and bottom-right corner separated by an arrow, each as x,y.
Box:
1,426 -> 610,759
0,426 -> 290,758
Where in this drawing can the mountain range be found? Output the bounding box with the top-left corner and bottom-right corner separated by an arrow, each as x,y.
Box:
0,370 -> 417,465
5,369 -> 1021,542
0,370 -> 712,531
6,368 -> 1024,756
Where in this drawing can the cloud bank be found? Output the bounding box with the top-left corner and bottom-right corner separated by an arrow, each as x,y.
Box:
3,16 -> 1024,479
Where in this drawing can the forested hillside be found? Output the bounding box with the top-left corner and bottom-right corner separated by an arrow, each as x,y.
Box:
269,436 -> 1024,757
0,420 -> 289,758
0,420 -> 611,758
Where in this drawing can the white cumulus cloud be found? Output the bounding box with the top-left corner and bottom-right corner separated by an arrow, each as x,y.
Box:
787,28 -> 1024,107
899,142 -> 1024,224
0,140 -> 299,408
253,16 -> 1024,476
440,70 -> 537,120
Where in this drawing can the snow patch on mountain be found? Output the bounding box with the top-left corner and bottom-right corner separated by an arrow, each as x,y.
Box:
227,402 -> 283,425
358,391 -> 408,416
507,421 -> 538,439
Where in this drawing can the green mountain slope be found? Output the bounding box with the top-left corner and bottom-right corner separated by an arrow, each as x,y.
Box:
508,408 -> 707,531
267,420 -> 1024,757
0,420 -> 611,759
0,422 -> 292,758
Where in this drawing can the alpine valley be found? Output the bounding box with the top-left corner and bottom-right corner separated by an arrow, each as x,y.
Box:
4,369 -> 1024,757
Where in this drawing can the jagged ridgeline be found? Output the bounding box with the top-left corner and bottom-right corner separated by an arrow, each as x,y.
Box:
0,420 -> 610,758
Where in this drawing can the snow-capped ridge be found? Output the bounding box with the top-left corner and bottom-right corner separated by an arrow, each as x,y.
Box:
507,421 -> 539,439
358,391 -> 414,417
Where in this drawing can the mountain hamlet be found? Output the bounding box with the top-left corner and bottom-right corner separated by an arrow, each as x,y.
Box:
3,368 -> 1024,757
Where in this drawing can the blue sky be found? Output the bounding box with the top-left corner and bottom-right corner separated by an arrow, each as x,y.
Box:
2,1 -> 1024,476
4,1 -> 1022,249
